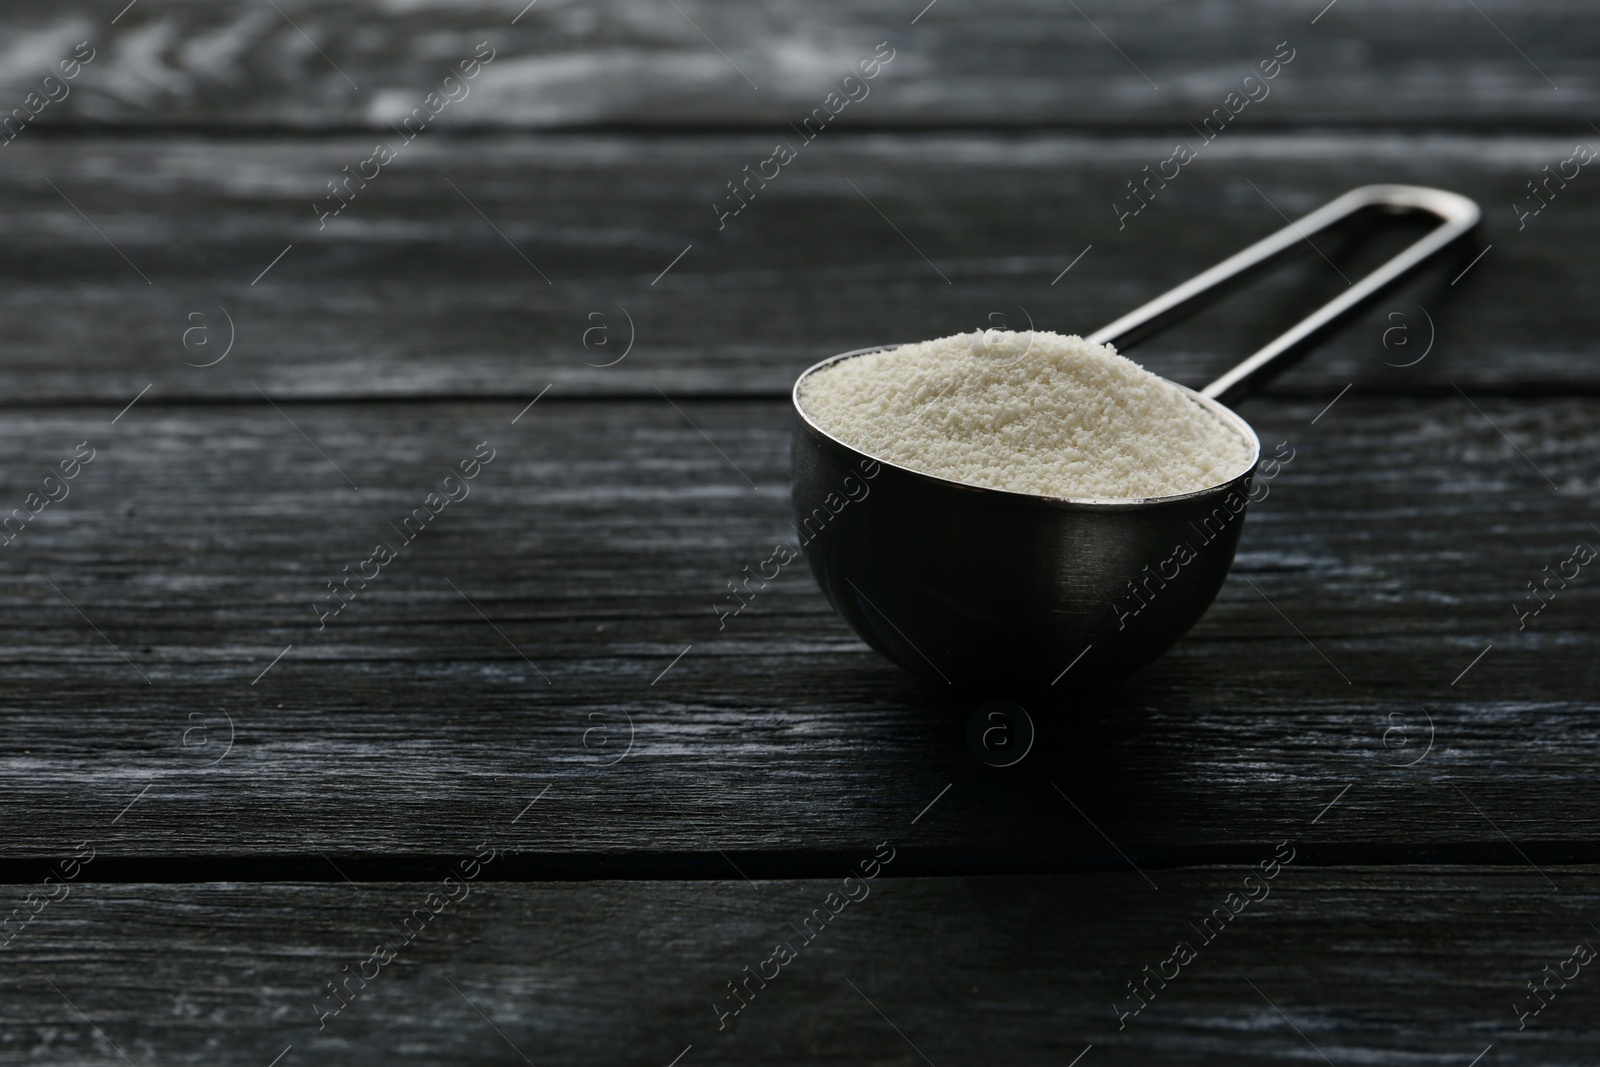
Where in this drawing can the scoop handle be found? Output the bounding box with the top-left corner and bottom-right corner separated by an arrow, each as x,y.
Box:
1084,184 -> 1481,406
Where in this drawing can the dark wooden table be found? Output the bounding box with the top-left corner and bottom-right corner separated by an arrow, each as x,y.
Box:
2,1 -> 1598,1063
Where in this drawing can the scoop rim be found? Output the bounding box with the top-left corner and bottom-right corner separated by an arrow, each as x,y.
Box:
792,342 -> 1263,508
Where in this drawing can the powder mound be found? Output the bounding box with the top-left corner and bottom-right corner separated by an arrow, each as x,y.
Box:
797,330 -> 1255,500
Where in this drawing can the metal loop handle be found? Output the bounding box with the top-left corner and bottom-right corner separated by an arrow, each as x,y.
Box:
1085,184 -> 1481,405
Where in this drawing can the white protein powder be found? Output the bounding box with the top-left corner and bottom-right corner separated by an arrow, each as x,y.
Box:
797,330 -> 1255,500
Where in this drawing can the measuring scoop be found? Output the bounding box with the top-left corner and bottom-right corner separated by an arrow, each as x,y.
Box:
791,184 -> 1480,694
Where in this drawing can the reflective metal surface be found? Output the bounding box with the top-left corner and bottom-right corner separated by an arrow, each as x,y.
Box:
791,185 -> 1481,695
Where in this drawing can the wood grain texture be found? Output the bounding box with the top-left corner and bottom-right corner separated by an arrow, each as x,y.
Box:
1,868 -> 1597,1064
0,132 -> 1594,404
0,395 -> 1593,859
1,0 -> 1596,129
2,3 -> 1595,1055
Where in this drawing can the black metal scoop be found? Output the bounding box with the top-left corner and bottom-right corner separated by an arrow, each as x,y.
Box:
791,185 -> 1480,694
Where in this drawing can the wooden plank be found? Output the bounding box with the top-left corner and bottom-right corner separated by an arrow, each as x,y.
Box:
0,132 -> 1594,404
5,0 -> 1597,130
0,868 -> 1595,1064
0,395 -> 1595,859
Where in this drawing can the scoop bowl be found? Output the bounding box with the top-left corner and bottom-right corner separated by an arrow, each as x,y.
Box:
793,348 -> 1259,693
